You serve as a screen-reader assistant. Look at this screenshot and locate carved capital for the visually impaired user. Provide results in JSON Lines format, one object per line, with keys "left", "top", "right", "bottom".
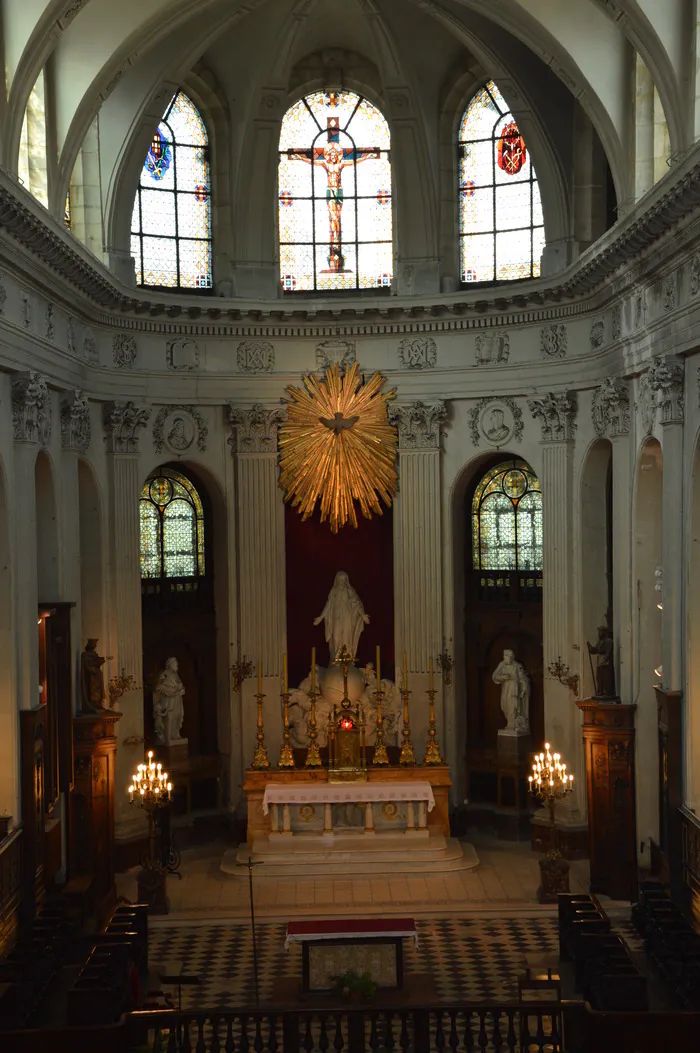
{"left": 103, "top": 401, "right": 150, "bottom": 454}
{"left": 528, "top": 392, "right": 577, "bottom": 442}
{"left": 227, "top": 404, "right": 286, "bottom": 454}
{"left": 60, "top": 390, "right": 91, "bottom": 453}
{"left": 12, "top": 372, "right": 51, "bottom": 445}
{"left": 591, "top": 377, "right": 630, "bottom": 438}
{"left": 388, "top": 401, "right": 447, "bottom": 450}
{"left": 647, "top": 354, "right": 684, "bottom": 424}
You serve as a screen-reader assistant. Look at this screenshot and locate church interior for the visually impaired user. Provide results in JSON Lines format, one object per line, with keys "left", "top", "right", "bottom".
{"left": 2, "top": 1, "right": 700, "bottom": 1050}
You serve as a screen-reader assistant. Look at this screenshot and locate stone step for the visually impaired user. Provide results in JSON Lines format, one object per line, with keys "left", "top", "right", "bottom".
{"left": 221, "top": 837, "right": 479, "bottom": 878}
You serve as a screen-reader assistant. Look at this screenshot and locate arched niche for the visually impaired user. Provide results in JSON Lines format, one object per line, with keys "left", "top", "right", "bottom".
{"left": 580, "top": 438, "right": 613, "bottom": 698}
{"left": 633, "top": 437, "right": 662, "bottom": 861}
{"left": 35, "top": 450, "right": 59, "bottom": 601}
{"left": 0, "top": 457, "right": 18, "bottom": 821}
{"left": 686, "top": 432, "right": 700, "bottom": 812}
{"left": 78, "top": 460, "right": 104, "bottom": 646}
{"left": 139, "top": 461, "right": 231, "bottom": 784}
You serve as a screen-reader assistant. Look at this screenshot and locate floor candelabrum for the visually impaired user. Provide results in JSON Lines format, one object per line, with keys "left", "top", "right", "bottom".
{"left": 529, "top": 743, "right": 575, "bottom": 903}
{"left": 129, "top": 751, "right": 174, "bottom": 912}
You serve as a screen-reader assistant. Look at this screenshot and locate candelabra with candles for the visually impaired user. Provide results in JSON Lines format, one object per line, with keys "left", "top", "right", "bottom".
{"left": 528, "top": 743, "right": 575, "bottom": 902}
{"left": 278, "top": 653, "right": 295, "bottom": 768}
{"left": 305, "top": 647, "right": 322, "bottom": 768}
{"left": 251, "top": 661, "right": 270, "bottom": 770}
{"left": 373, "top": 646, "right": 389, "bottom": 766}
{"left": 128, "top": 751, "right": 173, "bottom": 913}
{"left": 423, "top": 656, "right": 443, "bottom": 765}
{"left": 399, "top": 652, "right": 416, "bottom": 766}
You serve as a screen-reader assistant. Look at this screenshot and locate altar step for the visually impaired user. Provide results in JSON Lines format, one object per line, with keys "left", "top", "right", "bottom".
{"left": 222, "top": 832, "right": 479, "bottom": 878}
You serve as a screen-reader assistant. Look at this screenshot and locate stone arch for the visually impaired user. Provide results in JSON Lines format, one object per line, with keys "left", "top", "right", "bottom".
{"left": 0, "top": 455, "right": 18, "bottom": 823}
{"left": 579, "top": 438, "right": 613, "bottom": 698}
{"left": 632, "top": 436, "right": 662, "bottom": 861}
{"left": 35, "top": 450, "right": 60, "bottom": 601}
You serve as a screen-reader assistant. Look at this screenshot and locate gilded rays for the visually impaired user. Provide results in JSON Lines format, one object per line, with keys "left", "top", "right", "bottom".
{"left": 279, "top": 363, "right": 397, "bottom": 532}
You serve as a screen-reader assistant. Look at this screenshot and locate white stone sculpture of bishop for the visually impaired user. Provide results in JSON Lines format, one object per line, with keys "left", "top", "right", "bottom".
{"left": 314, "top": 570, "right": 370, "bottom": 661}
{"left": 153, "top": 656, "right": 186, "bottom": 744}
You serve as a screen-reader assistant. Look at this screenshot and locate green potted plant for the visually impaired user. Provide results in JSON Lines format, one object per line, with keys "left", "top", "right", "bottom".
{"left": 331, "top": 969, "right": 377, "bottom": 1003}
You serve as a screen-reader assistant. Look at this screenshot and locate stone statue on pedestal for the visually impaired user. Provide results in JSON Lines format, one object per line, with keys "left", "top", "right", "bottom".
{"left": 314, "top": 571, "right": 370, "bottom": 660}
{"left": 80, "top": 639, "right": 106, "bottom": 713}
{"left": 588, "top": 624, "right": 616, "bottom": 699}
{"left": 492, "top": 649, "right": 530, "bottom": 733}
{"left": 153, "top": 657, "right": 185, "bottom": 744}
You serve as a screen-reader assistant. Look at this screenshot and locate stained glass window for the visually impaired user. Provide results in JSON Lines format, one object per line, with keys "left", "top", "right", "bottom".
{"left": 131, "top": 92, "right": 212, "bottom": 290}
{"left": 459, "top": 82, "right": 544, "bottom": 283}
{"left": 472, "top": 460, "right": 542, "bottom": 570}
{"left": 139, "top": 469, "right": 205, "bottom": 578}
{"left": 278, "top": 91, "right": 393, "bottom": 292}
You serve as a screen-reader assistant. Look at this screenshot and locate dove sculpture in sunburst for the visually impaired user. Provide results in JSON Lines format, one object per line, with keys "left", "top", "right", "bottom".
{"left": 279, "top": 362, "right": 398, "bottom": 532}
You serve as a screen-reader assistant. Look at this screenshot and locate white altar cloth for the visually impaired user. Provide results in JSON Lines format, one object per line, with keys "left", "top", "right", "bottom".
{"left": 262, "top": 781, "right": 435, "bottom": 814}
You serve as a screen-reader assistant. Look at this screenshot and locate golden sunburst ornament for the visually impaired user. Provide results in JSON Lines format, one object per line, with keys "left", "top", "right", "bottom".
{"left": 279, "top": 362, "right": 397, "bottom": 532}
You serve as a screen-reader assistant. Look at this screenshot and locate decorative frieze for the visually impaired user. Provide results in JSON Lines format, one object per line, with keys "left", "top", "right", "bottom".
{"left": 113, "top": 333, "right": 136, "bottom": 369}
{"left": 60, "top": 390, "right": 91, "bottom": 453}
{"left": 634, "top": 291, "right": 647, "bottom": 329}
{"left": 227, "top": 404, "right": 285, "bottom": 454}
{"left": 541, "top": 324, "right": 567, "bottom": 359}
{"left": 690, "top": 254, "right": 700, "bottom": 296}
{"left": 67, "top": 317, "right": 76, "bottom": 355}
{"left": 388, "top": 401, "right": 447, "bottom": 450}
{"left": 591, "top": 377, "right": 630, "bottom": 438}
{"left": 22, "top": 293, "right": 31, "bottom": 330}
{"left": 647, "top": 354, "right": 684, "bottom": 424}
{"left": 315, "top": 339, "right": 356, "bottom": 372}
{"left": 103, "top": 401, "right": 150, "bottom": 454}
{"left": 397, "top": 335, "right": 437, "bottom": 370}
{"left": 474, "top": 331, "right": 509, "bottom": 365}
{"left": 663, "top": 273, "right": 677, "bottom": 312}
{"left": 83, "top": 329, "right": 98, "bottom": 364}
{"left": 153, "top": 406, "right": 207, "bottom": 455}
{"left": 45, "top": 303, "right": 55, "bottom": 341}
{"left": 237, "top": 340, "right": 274, "bottom": 374}
{"left": 0, "top": 278, "right": 6, "bottom": 314}
{"left": 12, "top": 372, "right": 51, "bottom": 445}
{"left": 589, "top": 319, "right": 605, "bottom": 349}
{"left": 166, "top": 337, "right": 200, "bottom": 371}
{"left": 468, "top": 396, "right": 523, "bottom": 448}
{"left": 611, "top": 303, "right": 622, "bottom": 341}
{"left": 528, "top": 392, "right": 577, "bottom": 442}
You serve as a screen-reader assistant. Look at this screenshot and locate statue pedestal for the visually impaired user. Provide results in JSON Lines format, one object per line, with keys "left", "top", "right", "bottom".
{"left": 162, "top": 738, "right": 188, "bottom": 765}
{"left": 497, "top": 729, "right": 532, "bottom": 761}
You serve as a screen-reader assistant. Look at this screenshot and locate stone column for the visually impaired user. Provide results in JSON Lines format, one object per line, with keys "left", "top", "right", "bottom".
{"left": 11, "top": 373, "right": 51, "bottom": 712}
{"left": 60, "top": 391, "right": 92, "bottom": 712}
{"left": 227, "top": 405, "right": 286, "bottom": 764}
{"left": 591, "top": 378, "right": 633, "bottom": 700}
{"left": 389, "top": 402, "right": 447, "bottom": 753}
{"left": 103, "top": 402, "right": 150, "bottom": 846}
{"left": 528, "top": 393, "right": 586, "bottom": 827}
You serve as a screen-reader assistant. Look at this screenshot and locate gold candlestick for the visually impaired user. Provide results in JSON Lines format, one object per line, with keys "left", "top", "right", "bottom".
{"left": 278, "top": 691, "right": 295, "bottom": 768}
{"left": 399, "top": 682, "right": 416, "bottom": 766}
{"left": 305, "top": 690, "right": 322, "bottom": 768}
{"left": 373, "top": 679, "right": 389, "bottom": 765}
{"left": 423, "top": 688, "right": 443, "bottom": 765}
{"left": 252, "top": 691, "right": 270, "bottom": 770}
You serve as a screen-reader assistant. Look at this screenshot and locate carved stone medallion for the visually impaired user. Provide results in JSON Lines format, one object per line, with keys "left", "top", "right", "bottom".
{"left": 153, "top": 406, "right": 208, "bottom": 455}
{"left": 166, "top": 337, "right": 200, "bottom": 371}
{"left": 590, "top": 320, "right": 605, "bottom": 349}
{"left": 237, "top": 340, "right": 274, "bottom": 374}
{"left": 469, "top": 397, "right": 523, "bottom": 449}
{"left": 113, "top": 333, "right": 136, "bottom": 369}
{"left": 611, "top": 303, "right": 622, "bottom": 341}
{"left": 541, "top": 324, "right": 567, "bottom": 359}
{"left": 474, "top": 331, "right": 509, "bottom": 366}
{"left": 398, "top": 335, "right": 437, "bottom": 370}
{"left": 315, "top": 339, "right": 356, "bottom": 372}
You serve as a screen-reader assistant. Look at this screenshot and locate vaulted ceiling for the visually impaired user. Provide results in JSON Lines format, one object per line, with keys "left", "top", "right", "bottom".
{"left": 0, "top": 0, "right": 693, "bottom": 244}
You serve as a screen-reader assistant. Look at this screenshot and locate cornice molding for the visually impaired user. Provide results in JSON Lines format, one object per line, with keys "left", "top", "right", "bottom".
{"left": 3, "top": 143, "right": 700, "bottom": 330}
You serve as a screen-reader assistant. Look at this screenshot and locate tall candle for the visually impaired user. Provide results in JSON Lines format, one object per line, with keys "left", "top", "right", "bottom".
{"left": 376, "top": 645, "right": 381, "bottom": 686}
{"left": 257, "top": 661, "right": 262, "bottom": 695}
{"left": 283, "top": 653, "right": 288, "bottom": 694}
{"left": 429, "top": 656, "right": 434, "bottom": 693}
{"left": 311, "top": 647, "right": 316, "bottom": 693}
{"left": 402, "top": 651, "right": 408, "bottom": 689}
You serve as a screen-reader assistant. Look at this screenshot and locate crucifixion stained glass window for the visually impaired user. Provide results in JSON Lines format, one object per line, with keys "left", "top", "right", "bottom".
{"left": 140, "top": 469, "right": 205, "bottom": 579}
{"left": 472, "top": 460, "right": 542, "bottom": 570}
{"left": 278, "top": 91, "right": 393, "bottom": 292}
{"left": 459, "top": 82, "right": 544, "bottom": 283}
{"left": 131, "top": 91, "right": 212, "bottom": 290}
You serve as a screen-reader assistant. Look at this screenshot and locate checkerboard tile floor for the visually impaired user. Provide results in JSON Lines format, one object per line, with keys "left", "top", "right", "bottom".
{"left": 149, "top": 917, "right": 568, "bottom": 1008}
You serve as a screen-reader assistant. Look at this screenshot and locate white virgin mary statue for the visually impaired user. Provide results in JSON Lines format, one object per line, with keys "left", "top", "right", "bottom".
{"left": 314, "top": 571, "right": 370, "bottom": 661}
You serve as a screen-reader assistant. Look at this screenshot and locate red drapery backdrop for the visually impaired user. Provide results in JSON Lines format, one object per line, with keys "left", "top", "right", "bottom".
{"left": 284, "top": 503, "right": 394, "bottom": 686}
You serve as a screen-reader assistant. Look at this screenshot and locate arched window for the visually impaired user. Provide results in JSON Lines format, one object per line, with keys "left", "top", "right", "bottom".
{"left": 18, "top": 71, "right": 48, "bottom": 208}
{"left": 278, "top": 91, "right": 392, "bottom": 292}
{"left": 131, "top": 92, "right": 212, "bottom": 290}
{"left": 140, "top": 469, "right": 205, "bottom": 579}
{"left": 459, "top": 82, "right": 544, "bottom": 284}
{"left": 472, "top": 460, "right": 542, "bottom": 570}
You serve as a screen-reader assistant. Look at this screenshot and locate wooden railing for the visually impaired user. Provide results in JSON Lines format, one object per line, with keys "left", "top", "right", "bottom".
{"left": 125, "top": 1003, "right": 566, "bottom": 1053}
